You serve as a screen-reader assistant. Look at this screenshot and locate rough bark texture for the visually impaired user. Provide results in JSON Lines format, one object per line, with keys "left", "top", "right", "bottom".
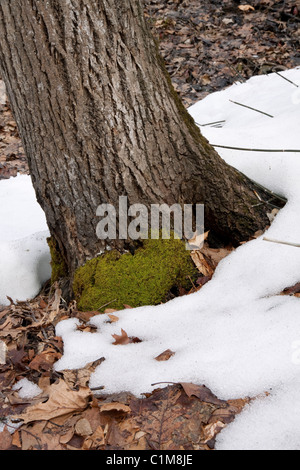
{"left": 0, "top": 0, "right": 270, "bottom": 280}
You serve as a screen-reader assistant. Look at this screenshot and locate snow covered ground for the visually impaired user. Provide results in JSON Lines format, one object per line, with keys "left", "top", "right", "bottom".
{"left": 1, "top": 68, "right": 300, "bottom": 449}
{"left": 0, "top": 175, "right": 50, "bottom": 305}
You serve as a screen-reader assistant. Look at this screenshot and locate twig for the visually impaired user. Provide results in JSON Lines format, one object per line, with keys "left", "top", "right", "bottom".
{"left": 275, "top": 71, "right": 299, "bottom": 88}
{"left": 247, "top": 177, "right": 287, "bottom": 204}
{"left": 263, "top": 237, "right": 300, "bottom": 248}
{"left": 211, "top": 144, "right": 300, "bottom": 153}
{"left": 151, "top": 381, "right": 178, "bottom": 386}
{"left": 97, "top": 299, "right": 117, "bottom": 311}
{"left": 229, "top": 99, "right": 274, "bottom": 118}
{"left": 195, "top": 120, "right": 226, "bottom": 127}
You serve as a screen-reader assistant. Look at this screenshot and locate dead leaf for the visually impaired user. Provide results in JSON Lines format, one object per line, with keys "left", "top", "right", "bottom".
{"left": 191, "top": 243, "right": 232, "bottom": 277}
{"left": 51, "top": 287, "right": 62, "bottom": 314}
{"left": 282, "top": 282, "right": 300, "bottom": 296}
{"left": 28, "top": 348, "right": 61, "bottom": 372}
{"left": 188, "top": 230, "right": 209, "bottom": 250}
{"left": 0, "top": 427, "right": 12, "bottom": 450}
{"left": 180, "top": 383, "right": 226, "bottom": 406}
{"left": 112, "top": 329, "right": 130, "bottom": 345}
{"left": 190, "top": 250, "right": 214, "bottom": 277}
{"left": 12, "top": 379, "right": 92, "bottom": 424}
{"left": 238, "top": 5, "right": 255, "bottom": 12}
{"left": 100, "top": 402, "right": 131, "bottom": 414}
{"left": 82, "top": 426, "right": 105, "bottom": 449}
{"left": 75, "top": 418, "right": 93, "bottom": 437}
{"left": 111, "top": 329, "right": 142, "bottom": 345}
{"left": 155, "top": 349, "right": 175, "bottom": 362}
{"left": 202, "top": 421, "right": 226, "bottom": 445}
{"left": 60, "top": 358, "right": 105, "bottom": 389}
{"left": 107, "top": 313, "right": 119, "bottom": 323}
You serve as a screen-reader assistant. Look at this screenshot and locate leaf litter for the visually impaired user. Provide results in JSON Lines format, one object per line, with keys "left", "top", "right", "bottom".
{"left": 0, "top": 276, "right": 255, "bottom": 450}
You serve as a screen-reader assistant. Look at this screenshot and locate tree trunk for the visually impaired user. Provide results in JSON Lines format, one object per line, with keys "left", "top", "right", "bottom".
{"left": 0, "top": 0, "right": 271, "bottom": 281}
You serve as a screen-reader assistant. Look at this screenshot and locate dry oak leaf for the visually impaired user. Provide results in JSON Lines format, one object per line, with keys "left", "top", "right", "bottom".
{"left": 155, "top": 349, "right": 175, "bottom": 362}
{"left": 12, "top": 379, "right": 91, "bottom": 424}
{"left": 180, "top": 383, "right": 226, "bottom": 406}
{"left": 112, "top": 329, "right": 142, "bottom": 345}
{"left": 112, "top": 329, "right": 130, "bottom": 345}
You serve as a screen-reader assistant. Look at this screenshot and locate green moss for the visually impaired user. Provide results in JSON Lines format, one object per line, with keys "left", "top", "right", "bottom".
{"left": 47, "top": 237, "right": 68, "bottom": 284}
{"left": 73, "top": 237, "right": 197, "bottom": 312}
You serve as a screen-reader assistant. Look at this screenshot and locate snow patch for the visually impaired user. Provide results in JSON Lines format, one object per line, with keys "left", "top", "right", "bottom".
{"left": 0, "top": 174, "right": 50, "bottom": 305}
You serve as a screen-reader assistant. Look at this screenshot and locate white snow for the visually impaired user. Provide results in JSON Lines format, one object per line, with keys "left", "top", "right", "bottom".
{"left": 1, "top": 68, "right": 300, "bottom": 449}
{"left": 12, "top": 378, "right": 42, "bottom": 399}
{"left": 0, "top": 174, "right": 51, "bottom": 305}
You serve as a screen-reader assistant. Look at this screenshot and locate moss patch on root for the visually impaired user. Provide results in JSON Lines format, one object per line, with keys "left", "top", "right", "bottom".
{"left": 73, "top": 238, "right": 197, "bottom": 312}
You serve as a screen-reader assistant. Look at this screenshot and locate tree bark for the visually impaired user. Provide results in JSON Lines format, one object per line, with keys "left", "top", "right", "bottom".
{"left": 0, "top": 0, "right": 271, "bottom": 280}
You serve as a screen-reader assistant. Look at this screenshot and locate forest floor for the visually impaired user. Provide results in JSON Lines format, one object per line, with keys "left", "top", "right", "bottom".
{"left": 0, "top": 0, "right": 300, "bottom": 451}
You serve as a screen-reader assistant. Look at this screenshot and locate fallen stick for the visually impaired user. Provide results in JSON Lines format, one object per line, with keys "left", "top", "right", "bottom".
{"left": 211, "top": 144, "right": 300, "bottom": 153}
{"left": 263, "top": 237, "right": 300, "bottom": 248}
{"left": 275, "top": 71, "right": 299, "bottom": 88}
{"left": 229, "top": 99, "right": 274, "bottom": 118}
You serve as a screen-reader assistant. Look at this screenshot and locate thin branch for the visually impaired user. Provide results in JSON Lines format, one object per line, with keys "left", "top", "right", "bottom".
{"left": 247, "top": 177, "right": 287, "bottom": 204}
{"left": 195, "top": 120, "right": 226, "bottom": 127}
{"left": 229, "top": 99, "right": 274, "bottom": 118}
{"left": 263, "top": 237, "right": 300, "bottom": 248}
{"left": 96, "top": 299, "right": 117, "bottom": 311}
{"left": 211, "top": 144, "right": 300, "bottom": 153}
{"left": 275, "top": 71, "right": 299, "bottom": 88}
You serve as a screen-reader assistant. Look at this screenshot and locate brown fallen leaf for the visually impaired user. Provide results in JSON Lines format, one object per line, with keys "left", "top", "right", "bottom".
{"left": 191, "top": 244, "right": 232, "bottom": 277}
{"left": 188, "top": 230, "right": 209, "bottom": 250}
{"left": 50, "top": 286, "right": 62, "bottom": 314}
{"left": 100, "top": 402, "right": 131, "bottom": 414}
{"left": 61, "top": 358, "right": 105, "bottom": 389}
{"left": 180, "top": 383, "right": 226, "bottom": 406}
{"left": 112, "top": 329, "right": 130, "bottom": 345}
{"left": 238, "top": 5, "right": 255, "bottom": 12}
{"left": 0, "top": 426, "right": 12, "bottom": 450}
{"left": 107, "top": 313, "right": 119, "bottom": 323}
{"left": 282, "top": 282, "right": 300, "bottom": 296}
{"left": 112, "top": 329, "right": 142, "bottom": 345}
{"left": 75, "top": 418, "right": 93, "bottom": 437}
{"left": 12, "top": 379, "right": 92, "bottom": 424}
{"left": 202, "top": 421, "right": 226, "bottom": 445}
{"left": 82, "top": 426, "right": 105, "bottom": 450}
{"left": 155, "top": 349, "right": 175, "bottom": 362}
{"left": 190, "top": 250, "right": 214, "bottom": 277}
{"left": 28, "top": 348, "right": 61, "bottom": 372}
